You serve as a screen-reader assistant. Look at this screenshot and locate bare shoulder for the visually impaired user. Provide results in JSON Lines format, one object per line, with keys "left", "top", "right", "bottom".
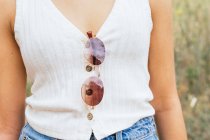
{"left": 149, "top": 0, "right": 173, "bottom": 20}
{"left": 147, "top": 0, "right": 174, "bottom": 40}
{"left": 149, "top": 0, "right": 173, "bottom": 10}
{"left": 0, "top": 0, "right": 16, "bottom": 34}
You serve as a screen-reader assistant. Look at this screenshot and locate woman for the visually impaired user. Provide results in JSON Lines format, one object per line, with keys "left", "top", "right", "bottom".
{"left": 0, "top": 0, "right": 188, "bottom": 139}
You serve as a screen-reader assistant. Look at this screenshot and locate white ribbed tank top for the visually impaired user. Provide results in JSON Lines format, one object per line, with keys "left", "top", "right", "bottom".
{"left": 14, "top": 0, "right": 155, "bottom": 139}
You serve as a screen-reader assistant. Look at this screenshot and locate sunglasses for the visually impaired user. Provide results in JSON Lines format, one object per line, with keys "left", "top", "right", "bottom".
{"left": 81, "top": 31, "right": 105, "bottom": 119}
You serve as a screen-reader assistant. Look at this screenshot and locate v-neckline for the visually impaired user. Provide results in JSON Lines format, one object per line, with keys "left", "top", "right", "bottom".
{"left": 47, "top": 0, "right": 118, "bottom": 41}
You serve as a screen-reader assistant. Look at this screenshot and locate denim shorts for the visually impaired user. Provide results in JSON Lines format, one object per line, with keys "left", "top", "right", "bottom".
{"left": 18, "top": 115, "right": 159, "bottom": 140}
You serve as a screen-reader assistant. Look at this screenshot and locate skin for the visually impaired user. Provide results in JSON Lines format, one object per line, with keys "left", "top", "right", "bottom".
{"left": 0, "top": 0, "right": 187, "bottom": 139}
{"left": 149, "top": 0, "right": 188, "bottom": 139}
{"left": 0, "top": 0, "right": 26, "bottom": 139}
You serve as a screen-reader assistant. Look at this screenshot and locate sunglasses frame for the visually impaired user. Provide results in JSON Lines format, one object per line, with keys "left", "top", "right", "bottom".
{"left": 81, "top": 31, "right": 105, "bottom": 109}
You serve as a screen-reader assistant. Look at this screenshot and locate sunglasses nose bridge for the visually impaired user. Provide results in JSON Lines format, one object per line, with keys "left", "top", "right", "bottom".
{"left": 94, "top": 65, "right": 100, "bottom": 77}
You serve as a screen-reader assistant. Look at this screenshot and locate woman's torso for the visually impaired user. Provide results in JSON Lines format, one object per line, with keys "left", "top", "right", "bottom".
{"left": 14, "top": 0, "right": 155, "bottom": 139}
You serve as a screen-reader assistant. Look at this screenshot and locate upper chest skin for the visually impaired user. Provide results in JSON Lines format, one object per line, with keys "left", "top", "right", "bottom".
{"left": 11, "top": 0, "right": 116, "bottom": 37}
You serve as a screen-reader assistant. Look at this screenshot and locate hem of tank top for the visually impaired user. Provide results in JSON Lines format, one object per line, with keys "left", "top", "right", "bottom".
{"left": 91, "top": 112, "right": 156, "bottom": 140}
{"left": 24, "top": 111, "right": 155, "bottom": 140}
{"left": 25, "top": 119, "right": 93, "bottom": 140}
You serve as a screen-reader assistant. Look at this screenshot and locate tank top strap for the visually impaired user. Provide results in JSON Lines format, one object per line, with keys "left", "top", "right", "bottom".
{"left": 14, "top": 0, "right": 24, "bottom": 47}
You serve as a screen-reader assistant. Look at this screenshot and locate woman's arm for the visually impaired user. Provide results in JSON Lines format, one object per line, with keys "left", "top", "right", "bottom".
{"left": 0, "top": 0, "right": 26, "bottom": 139}
{"left": 148, "top": 0, "right": 188, "bottom": 139}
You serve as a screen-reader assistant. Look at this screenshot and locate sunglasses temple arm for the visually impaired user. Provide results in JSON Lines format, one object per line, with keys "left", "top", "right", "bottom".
{"left": 94, "top": 65, "right": 100, "bottom": 78}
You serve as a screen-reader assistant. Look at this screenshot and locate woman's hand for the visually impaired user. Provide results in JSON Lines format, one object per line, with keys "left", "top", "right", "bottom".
{"left": 148, "top": 0, "right": 188, "bottom": 139}
{"left": 0, "top": 0, "right": 26, "bottom": 139}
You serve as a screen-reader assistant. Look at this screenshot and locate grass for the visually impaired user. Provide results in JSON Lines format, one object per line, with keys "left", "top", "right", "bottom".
{"left": 173, "top": 0, "right": 210, "bottom": 139}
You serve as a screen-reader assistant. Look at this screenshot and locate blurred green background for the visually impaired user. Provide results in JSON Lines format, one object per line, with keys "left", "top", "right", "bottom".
{"left": 173, "top": 0, "right": 210, "bottom": 139}
{"left": 25, "top": 0, "right": 210, "bottom": 139}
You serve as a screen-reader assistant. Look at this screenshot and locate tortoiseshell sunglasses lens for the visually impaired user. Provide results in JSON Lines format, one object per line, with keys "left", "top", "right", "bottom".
{"left": 81, "top": 76, "right": 104, "bottom": 106}
{"left": 84, "top": 37, "right": 105, "bottom": 65}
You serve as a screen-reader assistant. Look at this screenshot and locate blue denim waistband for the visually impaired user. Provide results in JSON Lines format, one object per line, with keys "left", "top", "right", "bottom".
{"left": 100, "top": 115, "right": 159, "bottom": 140}
{"left": 19, "top": 115, "right": 159, "bottom": 140}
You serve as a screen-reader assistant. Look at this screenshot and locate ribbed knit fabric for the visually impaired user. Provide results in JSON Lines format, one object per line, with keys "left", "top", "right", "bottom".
{"left": 14, "top": 0, "right": 155, "bottom": 139}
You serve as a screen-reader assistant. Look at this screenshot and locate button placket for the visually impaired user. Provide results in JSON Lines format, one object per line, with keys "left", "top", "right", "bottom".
{"left": 81, "top": 32, "right": 104, "bottom": 129}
